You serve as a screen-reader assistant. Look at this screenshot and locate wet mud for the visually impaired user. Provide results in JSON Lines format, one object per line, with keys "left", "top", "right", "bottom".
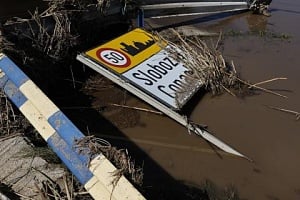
{"left": 1, "top": 0, "right": 300, "bottom": 199}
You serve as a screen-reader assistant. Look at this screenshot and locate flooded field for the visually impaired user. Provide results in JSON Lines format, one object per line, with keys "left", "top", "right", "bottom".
{"left": 1, "top": 0, "right": 300, "bottom": 199}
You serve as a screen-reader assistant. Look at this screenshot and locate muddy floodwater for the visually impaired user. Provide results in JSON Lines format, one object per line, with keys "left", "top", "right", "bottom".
{"left": 1, "top": 0, "right": 300, "bottom": 199}
{"left": 137, "top": 1, "right": 300, "bottom": 199}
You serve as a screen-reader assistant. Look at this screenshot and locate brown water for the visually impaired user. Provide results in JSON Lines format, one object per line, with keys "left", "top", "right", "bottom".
{"left": 123, "top": 1, "right": 300, "bottom": 199}
{"left": 1, "top": 0, "right": 300, "bottom": 199}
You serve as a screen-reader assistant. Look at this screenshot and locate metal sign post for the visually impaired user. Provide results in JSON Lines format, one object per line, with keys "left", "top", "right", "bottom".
{"left": 139, "top": 1, "right": 249, "bottom": 18}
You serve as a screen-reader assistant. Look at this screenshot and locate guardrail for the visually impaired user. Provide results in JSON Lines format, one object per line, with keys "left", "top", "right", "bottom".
{"left": 0, "top": 53, "right": 145, "bottom": 200}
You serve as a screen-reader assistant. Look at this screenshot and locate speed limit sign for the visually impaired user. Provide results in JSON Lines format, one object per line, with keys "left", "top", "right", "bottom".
{"left": 96, "top": 48, "right": 131, "bottom": 68}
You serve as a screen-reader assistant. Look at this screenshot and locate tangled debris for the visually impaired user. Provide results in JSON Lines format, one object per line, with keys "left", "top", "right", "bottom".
{"left": 0, "top": 90, "right": 27, "bottom": 137}
{"left": 37, "top": 172, "right": 93, "bottom": 200}
{"left": 1, "top": 0, "right": 131, "bottom": 64}
{"left": 26, "top": 9, "right": 77, "bottom": 61}
{"left": 155, "top": 28, "right": 287, "bottom": 100}
{"left": 156, "top": 29, "right": 244, "bottom": 98}
{"left": 0, "top": 32, "right": 14, "bottom": 54}
{"left": 74, "top": 136, "right": 143, "bottom": 187}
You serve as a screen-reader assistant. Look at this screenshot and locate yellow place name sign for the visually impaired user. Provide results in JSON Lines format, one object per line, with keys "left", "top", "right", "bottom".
{"left": 85, "top": 28, "right": 166, "bottom": 74}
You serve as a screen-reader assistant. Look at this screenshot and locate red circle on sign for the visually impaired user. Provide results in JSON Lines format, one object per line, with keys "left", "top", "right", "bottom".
{"left": 96, "top": 48, "right": 131, "bottom": 68}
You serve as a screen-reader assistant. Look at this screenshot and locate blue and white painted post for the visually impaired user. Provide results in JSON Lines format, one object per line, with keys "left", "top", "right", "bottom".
{"left": 0, "top": 53, "right": 145, "bottom": 200}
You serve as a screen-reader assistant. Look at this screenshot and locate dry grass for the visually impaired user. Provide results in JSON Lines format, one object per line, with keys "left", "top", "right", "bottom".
{"left": 74, "top": 136, "right": 143, "bottom": 187}
{"left": 155, "top": 28, "right": 241, "bottom": 98}
{"left": 43, "top": 0, "right": 113, "bottom": 13}
{"left": 154, "top": 28, "right": 287, "bottom": 99}
{"left": 0, "top": 34, "right": 15, "bottom": 54}
{"left": 1, "top": 0, "right": 123, "bottom": 62}
{"left": 34, "top": 170, "right": 93, "bottom": 200}
{"left": 0, "top": 91, "right": 23, "bottom": 137}
{"left": 23, "top": 9, "right": 77, "bottom": 61}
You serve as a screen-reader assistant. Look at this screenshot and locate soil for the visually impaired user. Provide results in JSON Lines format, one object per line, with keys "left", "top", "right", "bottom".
{"left": 1, "top": 0, "right": 300, "bottom": 200}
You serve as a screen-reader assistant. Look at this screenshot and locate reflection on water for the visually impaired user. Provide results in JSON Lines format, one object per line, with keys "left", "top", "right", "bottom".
{"left": 246, "top": 14, "right": 268, "bottom": 32}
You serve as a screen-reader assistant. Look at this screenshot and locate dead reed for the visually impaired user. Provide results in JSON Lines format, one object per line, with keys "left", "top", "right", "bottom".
{"left": 267, "top": 105, "right": 300, "bottom": 120}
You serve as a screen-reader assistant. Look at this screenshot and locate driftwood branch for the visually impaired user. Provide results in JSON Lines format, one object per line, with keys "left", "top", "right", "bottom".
{"left": 224, "top": 72, "right": 288, "bottom": 98}
{"left": 250, "top": 77, "right": 287, "bottom": 87}
{"left": 267, "top": 106, "right": 300, "bottom": 120}
{"left": 109, "top": 103, "right": 163, "bottom": 115}
{"left": 63, "top": 175, "right": 72, "bottom": 200}
{"left": 221, "top": 84, "right": 236, "bottom": 97}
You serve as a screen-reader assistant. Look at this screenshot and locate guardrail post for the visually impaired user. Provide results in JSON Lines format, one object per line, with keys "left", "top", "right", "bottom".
{"left": 137, "top": 8, "right": 145, "bottom": 28}
{"left": 0, "top": 53, "right": 146, "bottom": 200}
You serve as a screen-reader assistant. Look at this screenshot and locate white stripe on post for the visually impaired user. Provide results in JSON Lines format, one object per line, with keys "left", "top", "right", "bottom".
{"left": 84, "top": 176, "right": 115, "bottom": 200}
{"left": 19, "top": 100, "right": 56, "bottom": 140}
{"left": 89, "top": 155, "right": 146, "bottom": 200}
{"left": 20, "top": 80, "right": 59, "bottom": 119}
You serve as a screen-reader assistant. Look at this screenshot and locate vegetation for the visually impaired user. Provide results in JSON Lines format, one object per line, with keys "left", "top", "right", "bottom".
{"left": 225, "top": 29, "right": 292, "bottom": 41}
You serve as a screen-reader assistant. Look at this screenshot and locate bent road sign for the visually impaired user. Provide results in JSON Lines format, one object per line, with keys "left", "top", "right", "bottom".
{"left": 84, "top": 28, "right": 201, "bottom": 110}
{"left": 78, "top": 28, "right": 250, "bottom": 161}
